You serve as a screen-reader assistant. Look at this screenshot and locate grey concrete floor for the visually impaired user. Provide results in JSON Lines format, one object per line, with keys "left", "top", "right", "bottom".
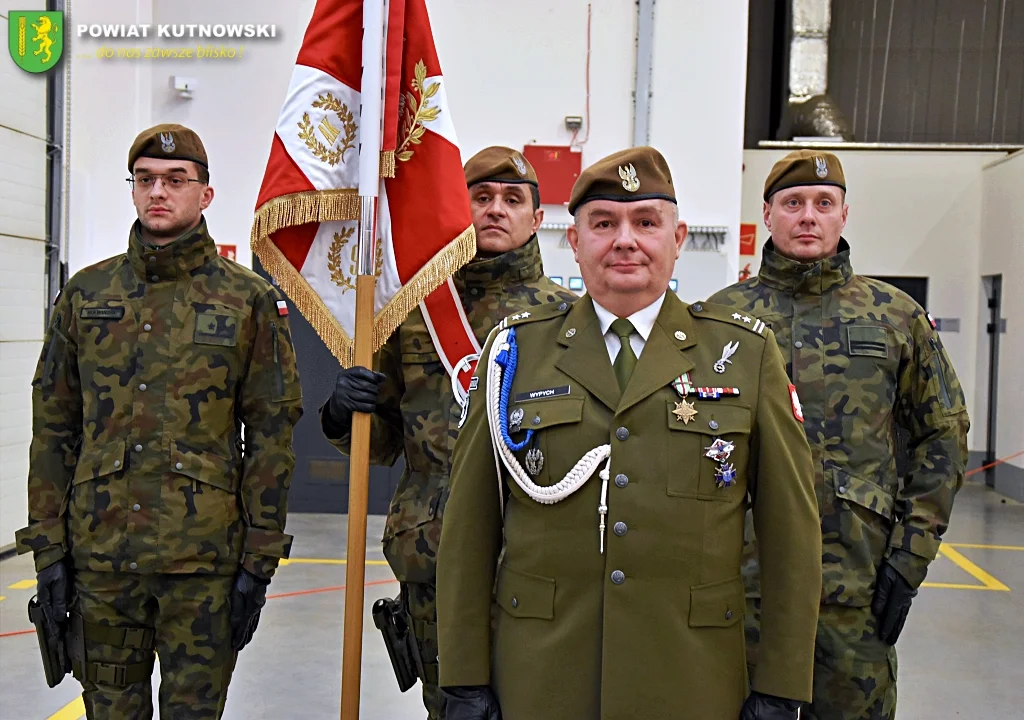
{"left": 1, "top": 482, "right": 1022, "bottom": 719}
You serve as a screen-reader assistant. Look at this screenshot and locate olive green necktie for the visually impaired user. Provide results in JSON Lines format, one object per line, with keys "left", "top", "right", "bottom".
{"left": 610, "top": 318, "right": 638, "bottom": 391}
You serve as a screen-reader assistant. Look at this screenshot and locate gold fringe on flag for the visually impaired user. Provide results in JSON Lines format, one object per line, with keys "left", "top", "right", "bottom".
{"left": 380, "top": 151, "right": 396, "bottom": 179}
{"left": 251, "top": 188, "right": 361, "bottom": 245}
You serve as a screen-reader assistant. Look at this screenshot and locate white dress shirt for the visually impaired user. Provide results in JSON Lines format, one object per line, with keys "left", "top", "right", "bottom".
{"left": 592, "top": 292, "right": 667, "bottom": 363}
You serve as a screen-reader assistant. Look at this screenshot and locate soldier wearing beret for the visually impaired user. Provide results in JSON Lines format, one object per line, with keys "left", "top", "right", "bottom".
{"left": 709, "top": 149, "right": 970, "bottom": 719}
{"left": 436, "top": 146, "right": 823, "bottom": 720}
{"left": 321, "top": 146, "right": 575, "bottom": 718}
{"left": 17, "top": 123, "right": 303, "bottom": 719}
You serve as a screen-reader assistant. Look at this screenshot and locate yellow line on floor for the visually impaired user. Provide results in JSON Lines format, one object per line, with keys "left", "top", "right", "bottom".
{"left": 920, "top": 582, "right": 1004, "bottom": 591}
{"left": 278, "top": 558, "right": 390, "bottom": 567}
{"left": 946, "top": 543, "right": 1024, "bottom": 551}
{"left": 0, "top": 595, "right": 5, "bottom": 602}
{"left": 46, "top": 696, "right": 84, "bottom": 720}
{"left": 938, "top": 545, "right": 1011, "bottom": 591}
{"left": 7, "top": 579, "right": 34, "bottom": 590}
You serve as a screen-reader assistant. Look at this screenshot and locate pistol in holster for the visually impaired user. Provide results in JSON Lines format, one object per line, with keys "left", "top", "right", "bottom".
{"left": 28, "top": 596, "right": 72, "bottom": 688}
{"left": 372, "top": 594, "right": 425, "bottom": 693}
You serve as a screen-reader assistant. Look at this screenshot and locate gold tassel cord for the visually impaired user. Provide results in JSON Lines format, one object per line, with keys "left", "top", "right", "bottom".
{"left": 379, "top": 151, "right": 396, "bottom": 179}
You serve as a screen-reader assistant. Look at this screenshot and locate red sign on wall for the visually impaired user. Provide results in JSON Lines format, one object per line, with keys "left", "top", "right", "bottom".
{"left": 217, "top": 244, "right": 237, "bottom": 262}
{"left": 739, "top": 224, "right": 757, "bottom": 256}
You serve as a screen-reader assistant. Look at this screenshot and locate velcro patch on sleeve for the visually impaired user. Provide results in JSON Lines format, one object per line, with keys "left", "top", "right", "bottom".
{"left": 789, "top": 384, "right": 804, "bottom": 423}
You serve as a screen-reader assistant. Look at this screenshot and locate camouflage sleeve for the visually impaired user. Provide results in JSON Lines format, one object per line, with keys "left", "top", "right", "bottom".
{"left": 238, "top": 287, "right": 304, "bottom": 580}
{"left": 15, "top": 291, "right": 82, "bottom": 571}
{"left": 888, "top": 315, "right": 970, "bottom": 588}
{"left": 320, "top": 329, "right": 405, "bottom": 467}
{"left": 747, "top": 330, "right": 821, "bottom": 703}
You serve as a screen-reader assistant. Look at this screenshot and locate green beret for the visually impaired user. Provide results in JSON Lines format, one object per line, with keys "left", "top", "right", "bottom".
{"left": 464, "top": 146, "right": 537, "bottom": 187}
{"left": 763, "top": 149, "right": 845, "bottom": 200}
{"left": 568, "top": 146, "right": 675, "bottom": 215}
{"left": 128, "top": 123, "right": 208, "bottom": 174}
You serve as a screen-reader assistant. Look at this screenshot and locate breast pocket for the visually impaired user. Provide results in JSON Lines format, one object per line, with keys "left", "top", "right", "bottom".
{"left": 504, "top": 396, "right": 585, "bottom": 501}
{"left": 842, "top": 323, "right": 898, "bottom": 410}
{"left": 77, "top": 300, "right": 137, "bottom": 358}
{"left": 665, "top": 403, "right": 751, "bottom": 501}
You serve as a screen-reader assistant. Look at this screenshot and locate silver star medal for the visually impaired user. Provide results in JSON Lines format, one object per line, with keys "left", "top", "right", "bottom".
{"left": 714, "top": 340, "right": 739, "bottom": 374}
{"left": 509, "top": 407, "right": 524, "bottom": 433}
{"left": 525, "top": 448, "right": 544, "bottom": 476}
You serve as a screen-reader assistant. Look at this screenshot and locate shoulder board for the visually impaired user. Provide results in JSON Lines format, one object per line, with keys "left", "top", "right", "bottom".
{"left": 503, "top": 298, "right": 575, "bottom": 328}
{"left": 689, "top": 300, "right": 771, "bottom": 338}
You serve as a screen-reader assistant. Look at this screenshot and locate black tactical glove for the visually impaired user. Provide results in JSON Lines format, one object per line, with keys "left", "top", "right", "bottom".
{"left": 871, "top": 558, "right": 917, "bottom": 645}
{"left": 36, "top": 560, "right": 70, "bottom": 640}
{"left": 323, "top": 366, "right": 386, "bottom": 437}
{"left": 443, "top": 685, "right": 501, "bottom": 720}
{"left": 229, "top": 568, "right": 270, "bottom": 651}
{"left": 739, "top": 691, "right": 802, "bottom": 719}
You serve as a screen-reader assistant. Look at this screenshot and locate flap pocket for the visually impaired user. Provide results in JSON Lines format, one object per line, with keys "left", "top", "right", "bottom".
{"left": 689, "top": 575, "right": 745, "bottom": 628}
{"left": 496, "top": 564, "right": 555, "bottom": 620}
{"left": 73, "top": 440, "right": 127, "bottom": 485}
{"left": 510, "top": 396, "right": 584, "bottom": 430}
{"left": 848, "top": 325, "right": 889, "bottom": 358}
{"left": 668, "top": 403, "right": 751, "bottom": 435}
{"left": 835, "top": 469, "right": 895, "bottom": 521}
{"left": 194, "top": 309, "right": 239, "bottom": 347}
{"left": 170, "top": 443, "right": 237, "bottom": 492}
{"left": 400, "top": 350, "right": 441, "bottom": 364}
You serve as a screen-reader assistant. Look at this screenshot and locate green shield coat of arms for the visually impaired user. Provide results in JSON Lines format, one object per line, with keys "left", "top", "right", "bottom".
{"left": 9, "top": 11, "right": 64, "bottom": 73}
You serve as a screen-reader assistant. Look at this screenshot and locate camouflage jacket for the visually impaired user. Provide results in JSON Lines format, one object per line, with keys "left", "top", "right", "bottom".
{"left": 15, "top": 220, "right": 303, "bottom": 580}
{"left": 709, "top": 239, "right": 969, "bottom": 606}
{"left": 324, "top": 236, "right": 576, "bottom": 542}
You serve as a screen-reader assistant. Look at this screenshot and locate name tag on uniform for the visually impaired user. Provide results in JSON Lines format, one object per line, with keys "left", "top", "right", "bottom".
{"left": 514, "top": 385, "right": 570, "bottom": 403}
{"left": 80, "top": 306, "right": 125, "bottom": 320}
{"left": 194, "top": 312, "right": 238, "bottom": 346}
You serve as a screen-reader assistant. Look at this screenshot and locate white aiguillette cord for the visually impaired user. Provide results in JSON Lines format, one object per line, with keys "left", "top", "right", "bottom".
{"left": 485, "top": 324, "right": 613, "bottom": 552}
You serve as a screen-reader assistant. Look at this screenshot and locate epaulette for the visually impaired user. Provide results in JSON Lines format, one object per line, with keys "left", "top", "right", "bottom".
{"left": 688, "top": 300, "right": 770, "bottom": 338}
{"left": 503, "top": 298, "right": 576, "bottom": 328}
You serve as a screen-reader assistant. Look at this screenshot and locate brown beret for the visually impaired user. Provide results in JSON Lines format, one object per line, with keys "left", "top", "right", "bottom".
{"left": 568, "top": 146, "right": 675, "bottom": 215}
{"left": 128, "top": 123, "right": 208, "bottom": 173}
{"left": 763, "top": 149, "right": 846, "bottom": 200}
{"left": 464, "top": 146, "right": 537, "bottom": 187}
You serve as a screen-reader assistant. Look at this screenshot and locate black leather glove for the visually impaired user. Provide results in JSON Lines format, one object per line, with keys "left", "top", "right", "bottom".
{"left": 443, "top": 685, "right": 501, "bottom": 720}
{"left": 739, "top": 691, "right": 802, "bottom": 719}
{"left": 36, "top": 560, "right": 70, "bottom": 640}
{"left": 229, "top": 568, "right": 270, "bottom": 651}
{"left": 871, "top": 559, "right": 917, "bottom": 645}
{"left": 324, "top": 366, "right": 386, "bottom": 436}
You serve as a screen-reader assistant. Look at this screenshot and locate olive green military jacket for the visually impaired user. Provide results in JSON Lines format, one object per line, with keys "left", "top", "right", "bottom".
{"left": 323, "top": 237, "right": 575, "bottom": 545}
{"left": 15, "top": 220, "right": 303, "bottom": 580}
{"left": 709, "top": 240, "right": 969, "bottom": 605}
{"left": 437, "top": 293, "right": 822, "bottom": 719}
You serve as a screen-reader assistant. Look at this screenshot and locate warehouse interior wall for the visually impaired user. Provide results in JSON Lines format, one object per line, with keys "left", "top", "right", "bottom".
{"left": 0, "top": 1, "right": 49, "bottom": 548}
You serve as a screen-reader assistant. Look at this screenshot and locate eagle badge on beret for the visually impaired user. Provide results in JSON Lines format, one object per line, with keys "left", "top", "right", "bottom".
{"left": 814, "top": 156, "right": 828, "bottom": 179}
{"left": 160, "top": 132, "right": 176, "bottom": 153}
{"left": 511, "top": 153, "right": 528, "bottom": 176}
{"left": 618, "top": 163, "right": 640, "bottom": 192}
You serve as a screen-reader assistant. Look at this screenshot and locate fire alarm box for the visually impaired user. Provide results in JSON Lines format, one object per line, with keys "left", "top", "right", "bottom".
{"left": 522, "top": 145, "right": 581, "bottom": 206}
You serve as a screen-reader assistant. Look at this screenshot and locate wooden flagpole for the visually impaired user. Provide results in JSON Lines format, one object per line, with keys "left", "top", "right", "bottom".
{"left": 342, "top": 0, "right": 386, "bottom": 718}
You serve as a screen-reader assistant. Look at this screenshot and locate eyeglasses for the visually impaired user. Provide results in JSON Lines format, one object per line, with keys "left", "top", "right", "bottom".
{"left": 126, "top": 174, "right": 205, "bottom": 191}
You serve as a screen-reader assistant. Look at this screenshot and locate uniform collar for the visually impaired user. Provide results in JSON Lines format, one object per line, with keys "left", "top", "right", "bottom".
{"left": 455, "top": 234, "right": 545, "bottom": 290}
{"left": 592, "top": 292, "right": 666, "bottom": 342}
{"left": 757, "top": 238, "right": 855, "bottom": 295}
{"left": 128, "top": 217, "right": 218, "bottom": 282}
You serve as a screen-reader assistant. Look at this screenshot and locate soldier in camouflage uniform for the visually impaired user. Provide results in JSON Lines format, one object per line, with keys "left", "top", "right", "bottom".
{"left": 321, "top": 147, "right": 576, "bottom": 719}
{"left": 16, "top": 124, "right": 303, "bottom": 719}
{"left": 709, "top": 150, "right": 970, "bottom": 720}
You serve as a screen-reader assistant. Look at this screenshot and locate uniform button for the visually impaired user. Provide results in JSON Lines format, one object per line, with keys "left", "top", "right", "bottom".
{"left": 794, "top": 341, "right": 804, "bottom": 349}
{"left": 134, "top": 444, "right": 143, "bottom": 452}
{"left": 175, "top": 462, "right": 184, "bottom": 470}
{"left": 133, "top": 503, "right": 141, "bottom": 511}
{"left": 692, "top": 302, "right": 704, "bottom": 312}
{"left": 611, "top": 570, "right": 625, "bottom": 585}
{"left": 129, "top": 562, "right": 138, "bottom": 570}
{"left": 725, "top": 610, "right": 734, "bottom": 620}
{"left": 709, "top": 420, "right": 719, "bottom": 431}
{"left": 147, "top": 256, "right": 156, "bottom": 263}
{"left": 113, "top": 459, "right": 121, "bottom": 469}
{"left": 558, "top": 302, "right": 568, "bottom": 312}
{"left": 532, "top": 416, "right": 541, "bottom": 425}
{"left": 614, "top": 474, "right": 628, "bottom": 488}
{"left": 613, "top": 522, "right": 627, "bottom": 536}
{"left": 511, "top": 597, "right": 518, "bottom": 609}
{"left": 150, "top": 275, "right": 159, "bottom": 282}
{"left": 838, "top": 485, "right": 846, "bottom": 494}
{"left": 615, "top": 427, "right": 629, "bottom": 441}
{"left": 143, "top": 323, "right": 152, "bottom": 332}
{"left": 139, "top": 383, "right": 147, "bottom": 391}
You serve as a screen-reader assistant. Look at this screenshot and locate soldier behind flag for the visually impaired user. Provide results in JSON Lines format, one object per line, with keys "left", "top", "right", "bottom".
{"left": 321, "top": 147, "right": 576, "bottom": 718}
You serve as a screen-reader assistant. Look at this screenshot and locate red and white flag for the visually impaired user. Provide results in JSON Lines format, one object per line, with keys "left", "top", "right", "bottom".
{"left": 251, "top": 0, "right": 479, "bottom": 384}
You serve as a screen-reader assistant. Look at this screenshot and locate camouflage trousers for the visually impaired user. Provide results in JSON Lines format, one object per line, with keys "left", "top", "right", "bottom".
{"left": 746, "top": 598, "right": 897, "bottom": 719}
{"left": 383, "top": 516, "right": 445, "bottom": 720}
{"left": 73, "top": 571, "right": 237, "bottom": 720}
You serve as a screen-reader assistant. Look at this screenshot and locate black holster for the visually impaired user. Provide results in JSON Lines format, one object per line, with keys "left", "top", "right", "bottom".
{"left": 28, "top": 596, "right": 71, "bottom": 688}
{"left": 372, "top": 593, "right": 425, "bottom": 693}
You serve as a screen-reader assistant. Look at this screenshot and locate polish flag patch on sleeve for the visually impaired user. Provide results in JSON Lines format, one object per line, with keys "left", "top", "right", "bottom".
{"left": 276, "top": 299, "right": 289, "bottom": 317}
{"left": 789, "top": 383, "right": 804, "bottom": 423}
